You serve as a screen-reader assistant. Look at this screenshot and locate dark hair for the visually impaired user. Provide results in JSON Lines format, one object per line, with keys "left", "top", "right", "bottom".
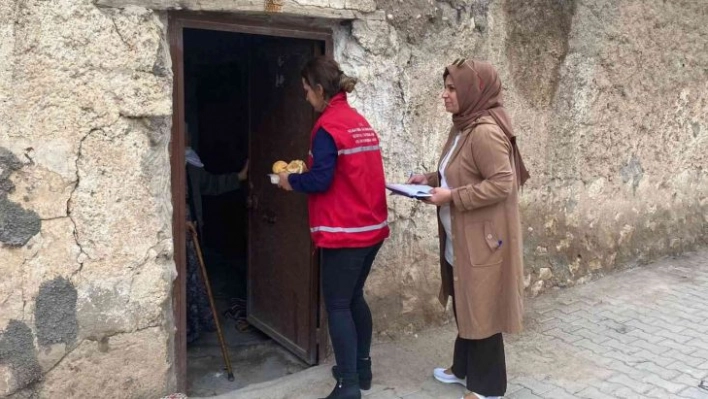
{"left": 301, "top": 56, "right": 358, "bottom": 100}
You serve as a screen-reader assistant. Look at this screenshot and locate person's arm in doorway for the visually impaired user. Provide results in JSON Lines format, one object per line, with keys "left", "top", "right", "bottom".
{"left": 280, "top": 128, "right": 337, "bottom": 193}
{"left": 198, "top": 160, "right": 249, "bottom": 195}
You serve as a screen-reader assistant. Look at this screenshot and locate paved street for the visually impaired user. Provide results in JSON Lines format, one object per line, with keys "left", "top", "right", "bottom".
{"left": 502, "top": 250, "right": 708, "bottom": 399}
{"left": 208, "top": 251, "right": 708, "bottom": 399}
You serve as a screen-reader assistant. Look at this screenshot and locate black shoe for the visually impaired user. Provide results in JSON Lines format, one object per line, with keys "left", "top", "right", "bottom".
{"left": 356, "top": 358, "right": 372, "bottom": 390}
{"left": 331, "top": 358, "right": 372, "bottom": 390}
{"left": 320, "top": 373, "right": 361, "bottom": 399}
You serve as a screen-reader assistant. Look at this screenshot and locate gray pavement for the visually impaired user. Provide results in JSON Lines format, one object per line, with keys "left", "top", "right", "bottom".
{"left": 200, "top": 251, "right": 708, "bottom": 399}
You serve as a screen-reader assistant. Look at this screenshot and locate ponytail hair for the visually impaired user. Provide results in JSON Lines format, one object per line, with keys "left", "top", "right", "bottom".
{"left": 301, "top": 56, "right": 358, "bottom": 99}
{"left": 339, "top": 73, "right": 358, "bottom": 93}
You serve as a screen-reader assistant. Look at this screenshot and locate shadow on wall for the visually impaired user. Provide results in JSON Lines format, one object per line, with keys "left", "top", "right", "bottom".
{"left": 0, "top": 150, "right": 77, "bottom": 395}
{"left": 0, "top": 277, "right": 78, "bottom": 396}
{"left": 0, "top": 320, "right": 42, "bottom": 394}
{"left": 504, "top": 0, "right": 577, "bottom": 108}
{"left": 0, "top": 147, "right": 41, "bottom": 246}
{"left": 0, "top": 277, "right": 78, "bottom": 395}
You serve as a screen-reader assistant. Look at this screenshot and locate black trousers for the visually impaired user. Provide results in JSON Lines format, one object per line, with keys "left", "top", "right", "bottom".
{"left": 450, "top": 284, "right": 507, "bottom": 397}
{"left": 321, "top": 242, "right": 383, "bottom": 375}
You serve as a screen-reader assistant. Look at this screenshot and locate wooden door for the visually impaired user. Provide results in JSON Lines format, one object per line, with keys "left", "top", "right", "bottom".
{"left": 247, "top": 35, "right": 321, "bottom": 364}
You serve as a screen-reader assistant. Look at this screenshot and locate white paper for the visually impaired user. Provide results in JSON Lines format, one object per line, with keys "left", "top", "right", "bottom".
{"left": 385, "top": 183, "right": 434, "bottom": 198}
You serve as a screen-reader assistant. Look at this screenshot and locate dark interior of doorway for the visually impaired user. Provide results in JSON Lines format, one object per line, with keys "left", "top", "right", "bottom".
{"left": 183, "top": 28, "right": 310, "bottom": 396}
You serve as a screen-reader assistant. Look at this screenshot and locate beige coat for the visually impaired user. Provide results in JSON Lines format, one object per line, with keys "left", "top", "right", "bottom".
{"left": 426, "top": 116, "right": 524, "bottom": 339}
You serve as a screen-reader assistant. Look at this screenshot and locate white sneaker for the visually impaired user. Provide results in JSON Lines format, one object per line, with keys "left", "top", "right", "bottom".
{"left": 460, "top": 394, "right": 501, "bottom": 399}
{"left": 433, "top": 367, "right": 465, "bottom": 386}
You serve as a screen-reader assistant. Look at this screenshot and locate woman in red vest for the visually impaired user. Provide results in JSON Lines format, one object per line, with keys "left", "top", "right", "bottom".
{"left": 277, "top": 56, "right": 389, "bottom": 399}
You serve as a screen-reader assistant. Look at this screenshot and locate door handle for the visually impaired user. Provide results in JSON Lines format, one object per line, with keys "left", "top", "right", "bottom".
{"left": 262, "top": 210, "right": 277, "bottom": 224}
{"left": 247, "top": 194, "right": 259, "bottom": 210}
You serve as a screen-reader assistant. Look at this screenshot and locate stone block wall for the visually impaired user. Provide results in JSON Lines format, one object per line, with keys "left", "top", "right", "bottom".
{"left": 1, "top": 2, "right": 174, "bottom": 397}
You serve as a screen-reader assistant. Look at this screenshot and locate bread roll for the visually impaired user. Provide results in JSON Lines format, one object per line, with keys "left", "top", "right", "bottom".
{"left": 272, "top": 160, "right": 288, "bottom": 174}
{"left": 286, "top": 160, "right": 307, "bottom": 174}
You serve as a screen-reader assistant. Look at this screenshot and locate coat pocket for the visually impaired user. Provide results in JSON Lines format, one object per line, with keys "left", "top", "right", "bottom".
{"left": 464, "top": 221, "right": 503, "bottom": 267}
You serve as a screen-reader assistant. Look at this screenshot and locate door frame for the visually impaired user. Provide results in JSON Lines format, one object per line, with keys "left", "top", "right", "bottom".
{"left": 168, "top": 12, "right": 333, "bottom": 392}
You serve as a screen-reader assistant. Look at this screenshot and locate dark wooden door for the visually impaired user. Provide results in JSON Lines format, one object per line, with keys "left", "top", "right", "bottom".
{"left": 248, "top": 36, "right": 321, "bottom": 364}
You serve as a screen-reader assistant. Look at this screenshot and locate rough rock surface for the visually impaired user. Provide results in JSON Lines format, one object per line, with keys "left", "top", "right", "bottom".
{"left": 1, "top": 1, "right": 174, "bottom": 397}
{"left": 0, "top": 0, "right": 706, "bottom": 397}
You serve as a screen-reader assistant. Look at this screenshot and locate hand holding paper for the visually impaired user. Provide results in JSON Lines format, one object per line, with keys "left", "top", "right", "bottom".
{"left": 425, "top": 187, "right": 452, "bottom": 206}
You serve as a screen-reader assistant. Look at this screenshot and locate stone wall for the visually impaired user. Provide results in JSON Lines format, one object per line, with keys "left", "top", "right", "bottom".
{"left": 1, "top": 0, "right": 706, "bottom": 397}
{"left": 1, "top": 1, "right": 174, "bottom": 397}
{"left": 336, "top": 0, "right": 708, "bottom": 335}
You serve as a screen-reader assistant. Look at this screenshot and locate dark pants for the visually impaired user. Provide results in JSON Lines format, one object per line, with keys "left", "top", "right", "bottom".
{"left": 451, "top": 283, "right": 507, "bottom": 397}
{"left": 321, "top": 242, "right": 383, "bottom": 375}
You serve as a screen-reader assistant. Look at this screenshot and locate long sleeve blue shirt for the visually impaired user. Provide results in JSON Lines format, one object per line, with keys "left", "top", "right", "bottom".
{"left": 288, "top": 128, "right": 337, "bottom": 193}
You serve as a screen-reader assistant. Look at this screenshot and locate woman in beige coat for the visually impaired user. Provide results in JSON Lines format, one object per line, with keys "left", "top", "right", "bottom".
{"left": 408, "top": 59, "right": 529, "bottom": 399}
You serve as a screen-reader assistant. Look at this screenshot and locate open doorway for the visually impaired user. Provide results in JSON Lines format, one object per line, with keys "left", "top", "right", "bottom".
{"left": 169, "top": 14, "right": 332, "bottom": 396}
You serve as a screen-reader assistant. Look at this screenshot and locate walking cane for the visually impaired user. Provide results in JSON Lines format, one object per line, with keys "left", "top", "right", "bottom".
{"left": 187, "top": 221, "right": 235, "bottom": 382}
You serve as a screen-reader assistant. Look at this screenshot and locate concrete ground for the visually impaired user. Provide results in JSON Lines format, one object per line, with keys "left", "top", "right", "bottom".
{"left": 187, "top": 299, "right": 308, "bottom": 397}
{"left": 187, "top": 324, "right": 308, "bottom": 397}
{"left": 192, "top": 251, "right": 708, "bottom": 399}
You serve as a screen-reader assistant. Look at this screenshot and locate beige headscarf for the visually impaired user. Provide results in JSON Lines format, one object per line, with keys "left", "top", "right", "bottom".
{"left": 444, "top": 59, "right": 530, "bottom": 187}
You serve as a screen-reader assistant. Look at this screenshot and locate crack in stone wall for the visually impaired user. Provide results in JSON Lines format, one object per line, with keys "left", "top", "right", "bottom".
{"left": 67, "top": 130, "right": 96, "bottom": 274}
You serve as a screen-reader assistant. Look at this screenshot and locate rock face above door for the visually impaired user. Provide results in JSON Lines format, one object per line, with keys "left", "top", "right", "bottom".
{"left": 96, "top": 0, "right": 377, "bottom": 19}
{"left": 1, "top": 0, "right": 707, "bottom": 397}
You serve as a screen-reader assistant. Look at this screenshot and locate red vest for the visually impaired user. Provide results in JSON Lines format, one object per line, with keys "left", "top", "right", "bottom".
{"left": 307, "top": 93, "right": 390, "bottom": 248}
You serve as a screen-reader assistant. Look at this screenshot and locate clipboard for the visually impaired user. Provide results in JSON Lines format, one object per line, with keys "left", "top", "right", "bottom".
{"left": 385, "top": 183, "right": 434, "bottom": 199}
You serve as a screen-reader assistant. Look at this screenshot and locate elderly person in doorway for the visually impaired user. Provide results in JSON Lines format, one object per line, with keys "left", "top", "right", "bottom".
{"left": 184, "top": 126, "right": 249, "bottom": 343}
{"left": 407, "top": 59, "right": 530, "bottom": 399}
{"left": 185, "top": 125, "right": 249, "bottom": 236}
